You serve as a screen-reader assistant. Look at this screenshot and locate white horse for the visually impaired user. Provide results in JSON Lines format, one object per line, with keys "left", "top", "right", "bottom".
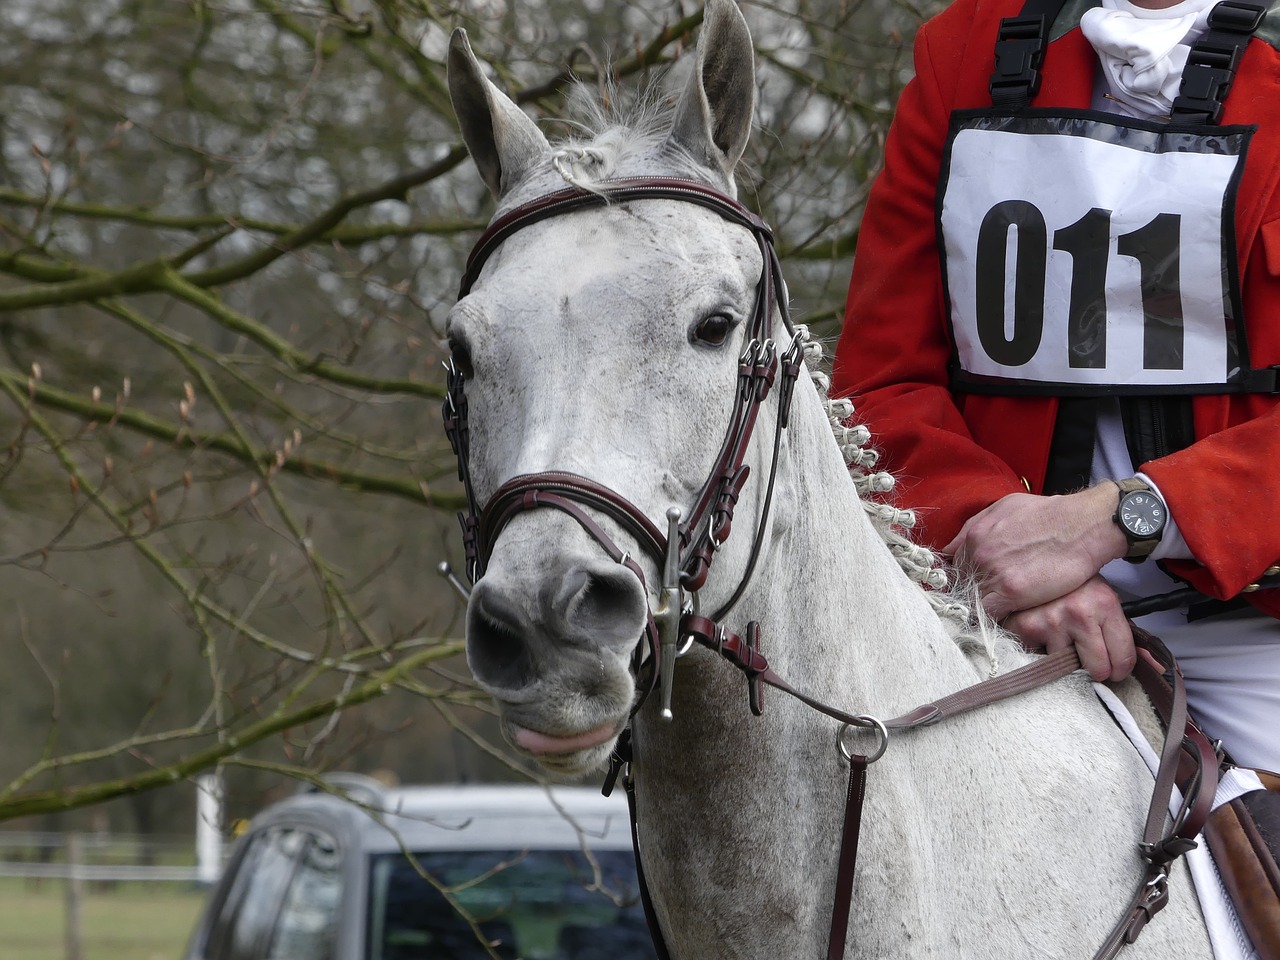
{"left": 443, "top": 2, "right": 1213, "bottom": 956}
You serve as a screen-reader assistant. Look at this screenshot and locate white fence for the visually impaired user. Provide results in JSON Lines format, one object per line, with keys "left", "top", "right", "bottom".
{"left": 0, "top": 830, "right": 215, "bottom": 882}
{"left": 0, "top": 776, "right": 227, "bottom": 960}
{"left": 0, "top": 775, "right": 225, "bottom": 884}
{"left": 0, "top": 830, "right": 221, "bottom": 960}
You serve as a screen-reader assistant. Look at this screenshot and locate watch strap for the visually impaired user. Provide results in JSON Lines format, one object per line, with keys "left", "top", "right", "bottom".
{"left": 1124, "top": 536, "right": 1160, "bottom": 561}
{"left": 1114, "top": 477, "right": 1150, "bottom": 497}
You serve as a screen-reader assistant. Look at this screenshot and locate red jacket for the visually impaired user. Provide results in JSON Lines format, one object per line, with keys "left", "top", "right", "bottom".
{"left": 831, "top": 0, "right": 1280, "bottom": 616}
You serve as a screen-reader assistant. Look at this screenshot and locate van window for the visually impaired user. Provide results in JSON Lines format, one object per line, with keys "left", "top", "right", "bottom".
{"left": 367, "top": 848, "right": 656, "bottom": 960}
{"left": 267, "top": 832, "right": 342, "bottom": 960}
{"left": 203, "top": 827, "right": 341, "bottom": 960}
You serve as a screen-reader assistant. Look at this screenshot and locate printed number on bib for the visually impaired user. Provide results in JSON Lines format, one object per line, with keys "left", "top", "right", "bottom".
{"left": 975, "top": 203, "right": 1185, "bottom": 371}
{"left": 939, "top": 115, "right": 1247, "bottom": 393}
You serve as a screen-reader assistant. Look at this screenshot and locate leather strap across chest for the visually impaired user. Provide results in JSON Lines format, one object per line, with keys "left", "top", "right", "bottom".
{"left": 607, "top": 616, "right": 1219, "bottom": 960}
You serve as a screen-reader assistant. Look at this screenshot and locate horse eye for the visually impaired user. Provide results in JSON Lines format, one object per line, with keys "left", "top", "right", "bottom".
{"left": 691, "top": 313, "right": 736, "bottom": 347}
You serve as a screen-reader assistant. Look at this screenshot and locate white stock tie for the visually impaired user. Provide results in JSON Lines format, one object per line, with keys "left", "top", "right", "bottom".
{"left": 1080, "top": 0, "right": 1215, "bottom": 117}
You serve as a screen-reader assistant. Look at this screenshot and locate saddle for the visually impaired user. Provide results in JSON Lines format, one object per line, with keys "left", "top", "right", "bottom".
{"left": 1127, "top": 623, "right": 1280, "bottom": 958}
{"left": 1203, "top": 767, "right": 1280, "bottom": 959}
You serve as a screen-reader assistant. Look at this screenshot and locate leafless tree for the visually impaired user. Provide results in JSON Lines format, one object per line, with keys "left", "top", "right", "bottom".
{"left": 0, "top": 0, "right": 934, "bottom": 826}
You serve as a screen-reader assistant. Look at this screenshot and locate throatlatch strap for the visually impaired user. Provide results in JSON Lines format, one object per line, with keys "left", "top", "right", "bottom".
{"left": 604, "top": 732, "right": 676, "bottom": 960}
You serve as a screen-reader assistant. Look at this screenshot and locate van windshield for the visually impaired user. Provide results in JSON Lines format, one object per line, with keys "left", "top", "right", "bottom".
{"left": 367, "top": 848, "right": 657, "bottom": 960}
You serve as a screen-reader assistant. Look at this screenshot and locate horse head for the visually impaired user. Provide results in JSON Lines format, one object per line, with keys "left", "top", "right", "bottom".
{"left": 444, "top": 0, "right": 780, "bottom": 777}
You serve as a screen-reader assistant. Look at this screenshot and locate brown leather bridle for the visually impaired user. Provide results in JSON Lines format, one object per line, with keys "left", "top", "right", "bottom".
{"left": 443, "top": 176, "right": 1219, "bottom": 960}
{"left": 444, "top": 176, "right": 806, "bottom": 720}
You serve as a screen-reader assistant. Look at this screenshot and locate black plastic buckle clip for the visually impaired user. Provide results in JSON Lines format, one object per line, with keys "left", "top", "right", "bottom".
{"left": 1172, "top": 58, "right": 1237, "bottom": 124}
{"left": 989, "top": 15, "right": 1048, "bottom": 105}
{"left": 1171, "top": 0, "right": 1266, "bottom": 123}
{"left": 1206, "top": 0, "right": 1267, "bottom": 34}
{"left": 1239, "top": 364, "right": 1280, "bottom": 393}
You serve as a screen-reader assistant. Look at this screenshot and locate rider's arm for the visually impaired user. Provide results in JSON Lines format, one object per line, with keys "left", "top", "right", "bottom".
{"left": 1141, "top": 406, "right": 1280, "bottom": 599}
{"left": 831, "top": 0, "right": 1029, "bottom": 548}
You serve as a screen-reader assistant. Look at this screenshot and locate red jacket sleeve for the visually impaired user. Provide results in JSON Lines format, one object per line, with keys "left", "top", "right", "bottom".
{"left": 830, "top": 0, "right": 1025, "bottom": 550}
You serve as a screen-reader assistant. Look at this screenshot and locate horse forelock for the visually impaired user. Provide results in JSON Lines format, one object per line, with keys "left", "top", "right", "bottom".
{"left": 528, "top": 78, "right": 735, "bottom": 194}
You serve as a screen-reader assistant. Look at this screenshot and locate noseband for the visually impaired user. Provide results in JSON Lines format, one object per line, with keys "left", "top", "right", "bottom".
{"left": 444, "top": 176, "right": 803, "bottom": 718}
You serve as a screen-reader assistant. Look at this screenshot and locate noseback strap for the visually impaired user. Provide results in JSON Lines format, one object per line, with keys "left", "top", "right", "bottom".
{"left": 477, "top": 472, "right": 669, "bottom": 576}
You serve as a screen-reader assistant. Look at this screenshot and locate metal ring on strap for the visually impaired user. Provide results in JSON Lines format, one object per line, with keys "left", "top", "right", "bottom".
{"left": 836, "top": 716, "right": 890, "bottom": 764}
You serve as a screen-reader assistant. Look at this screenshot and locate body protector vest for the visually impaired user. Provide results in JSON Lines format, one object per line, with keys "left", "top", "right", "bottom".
{"left": 938, "top": 17, "right": 1280, "bottom": 939}
{"left": 936, "top": 0, "right": 1278, "bottom": 476}
{"left": 942, "top": 112, "right": 1250, "bottom": 396}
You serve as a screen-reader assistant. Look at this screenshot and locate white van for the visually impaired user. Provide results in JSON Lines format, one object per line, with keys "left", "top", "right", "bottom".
{"left": 183, "top": 775, "right": 656, "bottom": 960}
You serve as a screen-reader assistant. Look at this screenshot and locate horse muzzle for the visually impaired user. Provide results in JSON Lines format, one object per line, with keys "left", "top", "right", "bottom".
{"left": 465, "top": 541, "right": 649, "bottom": 769}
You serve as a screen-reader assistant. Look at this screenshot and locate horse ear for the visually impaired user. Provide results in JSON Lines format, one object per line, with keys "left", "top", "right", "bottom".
{"left": 665, "top": 0, "right": 756, "bottom": 186}
{"left": 448, "top": 29, "right": 550, "bottom": 199}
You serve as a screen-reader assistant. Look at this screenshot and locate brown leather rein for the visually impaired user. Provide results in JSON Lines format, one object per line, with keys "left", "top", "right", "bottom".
{"left": 444, "top": 177, "right": 1218, "bottom": 960}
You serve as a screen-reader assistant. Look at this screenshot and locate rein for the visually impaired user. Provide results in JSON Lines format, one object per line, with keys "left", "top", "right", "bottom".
{"left": 602, "top": 617, "right": 1218, "bottom": 960}
{"left": 445, "top": 176, "right": 1217, "bottom": 960}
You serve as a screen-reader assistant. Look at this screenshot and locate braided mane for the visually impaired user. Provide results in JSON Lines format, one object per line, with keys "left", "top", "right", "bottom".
{"left": 797, "top": 330, "right": 1001, "bottom": 673}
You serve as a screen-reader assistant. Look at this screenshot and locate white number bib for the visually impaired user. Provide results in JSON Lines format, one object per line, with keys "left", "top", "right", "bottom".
{"left": 938, "top": 111, "right": 1253, "bottom": 395}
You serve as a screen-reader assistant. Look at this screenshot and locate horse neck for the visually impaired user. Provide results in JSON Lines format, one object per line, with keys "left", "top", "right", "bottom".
{"left": 625, "top": 373, "right": 1212, "bottom": 960}
{"left": 737, "top": 380, "right": 983, "bottom": 711}
{"left": 634, "top": 369, "right": 989, "bottom": 741}
{"left": 626, "top": 381, "right": 989, "bottom": 954}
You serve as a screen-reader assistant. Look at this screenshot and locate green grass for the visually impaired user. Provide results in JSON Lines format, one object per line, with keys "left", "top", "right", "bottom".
{"left": 0, "top": 879, "right": 204, "bottom": 960}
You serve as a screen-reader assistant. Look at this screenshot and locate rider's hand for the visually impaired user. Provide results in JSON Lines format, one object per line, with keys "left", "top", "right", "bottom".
{"left": 1003, "top": 576, "right": 1136, "bottom": 681}
{"left": 944, "top": 484, "right": 1129, "bottom": 620}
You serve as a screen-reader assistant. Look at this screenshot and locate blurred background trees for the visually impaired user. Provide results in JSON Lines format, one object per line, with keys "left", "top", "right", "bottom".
{"left": 0, "top": 0, "right": 935, "bottom": 834}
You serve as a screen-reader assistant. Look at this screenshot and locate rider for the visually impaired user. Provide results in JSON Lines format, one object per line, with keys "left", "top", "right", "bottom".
{"left": 830, "top": 0, "right": 1280, "bottom": 780}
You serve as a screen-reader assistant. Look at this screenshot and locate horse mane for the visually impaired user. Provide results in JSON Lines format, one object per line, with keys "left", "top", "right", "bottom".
{"left": 541, "top": 80, "right": 677, "bottom": 189}
{"left": 543, "top": 87, "right": 1003, "bottom": 672}
{"left": 802, "top": 327, "right": 1005, "bottom": 674}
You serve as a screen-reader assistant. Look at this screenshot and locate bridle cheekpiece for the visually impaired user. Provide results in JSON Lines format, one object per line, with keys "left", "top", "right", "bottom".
{"left": 443, "top": 176, "right": 801, "bottom": 720}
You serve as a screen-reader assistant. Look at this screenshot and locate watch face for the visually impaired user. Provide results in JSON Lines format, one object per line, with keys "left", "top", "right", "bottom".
{"left": 1119, "top": 491, "right": 1165, "bottom": 539}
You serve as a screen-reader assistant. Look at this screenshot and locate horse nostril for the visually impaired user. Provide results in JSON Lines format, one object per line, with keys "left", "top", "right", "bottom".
{"left": 466, "top": 561, "right": 648, "bottom": 688}
{"left": 560, "top": 567, "right": 648, "bottom": 650}
{"left": 467, "top": 589, "right": 535, "bottom": 691}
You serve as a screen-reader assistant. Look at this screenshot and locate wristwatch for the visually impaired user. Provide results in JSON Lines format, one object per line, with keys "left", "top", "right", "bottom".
{"left": 1113, "top": 477, "right": 1167, "bottom": 562}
